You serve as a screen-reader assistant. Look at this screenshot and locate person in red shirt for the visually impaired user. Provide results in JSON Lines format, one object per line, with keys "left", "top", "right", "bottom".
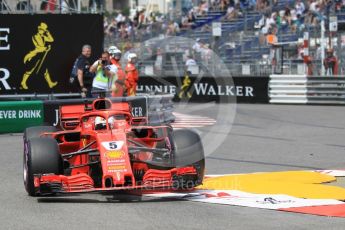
{"left": 108, "top": 46, "right": 126, "bottom": 97}
{"left": 125, "top": 53, "right": 139, "bottom": 96}
{"left": 324, "top": 48, "right": 338, "bottom": 76}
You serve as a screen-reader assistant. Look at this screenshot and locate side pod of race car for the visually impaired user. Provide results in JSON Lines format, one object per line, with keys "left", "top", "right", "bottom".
{"left": 23, "top": 97, "right": 205, "bottom": 196}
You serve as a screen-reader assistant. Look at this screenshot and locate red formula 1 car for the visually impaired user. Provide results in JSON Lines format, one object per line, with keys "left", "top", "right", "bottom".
{"left": 23, "top": 97, "right": 205, "bottom": 196}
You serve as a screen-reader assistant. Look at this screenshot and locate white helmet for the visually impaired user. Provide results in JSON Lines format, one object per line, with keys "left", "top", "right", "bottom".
{"left": 108, "top": 46, "right": 118, "bottom": 54}
{"left": 127, "top": 53, "right": 137, "bottom": 62}
{"left": 94, "top": 116, "right": 106, "bottom": 130}
{"left": 108, "top": 46, "right": 122, "bottom": 60}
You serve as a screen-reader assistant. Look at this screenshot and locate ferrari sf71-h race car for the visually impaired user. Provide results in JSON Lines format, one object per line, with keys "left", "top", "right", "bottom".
{"left": 23, "top": 96, "right": 205, "bottom": 196}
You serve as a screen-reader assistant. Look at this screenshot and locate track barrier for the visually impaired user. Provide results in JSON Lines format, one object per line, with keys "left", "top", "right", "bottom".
{"left": 269, "top": 75, "right": 345, "bottom": 104}
{"left": 0, "top": 101, "right": 44, "bottom": 133}
{"left": 0, "top": 95, "right": 175, "bottom": 133}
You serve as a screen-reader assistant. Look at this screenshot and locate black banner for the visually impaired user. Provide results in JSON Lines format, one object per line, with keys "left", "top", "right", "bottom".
{"left": 0, "top": 14, "right": 103, "bottom": 94}
{"left": 137, "top": 76, "right": 269, "bottom": 103}
{"left": 43, "top": 97, "right": 149, "bottom": 127}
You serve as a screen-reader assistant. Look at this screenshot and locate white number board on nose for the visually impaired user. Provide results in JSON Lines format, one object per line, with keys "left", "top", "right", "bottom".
{"left": 102, "top": 141, "right": 124, "bottom": 150}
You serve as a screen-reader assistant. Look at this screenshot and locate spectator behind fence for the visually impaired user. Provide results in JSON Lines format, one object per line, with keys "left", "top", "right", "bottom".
{"left": 192, "top": 38, "right": 202, "bottom": 62}
{"left": 154, "top": 47, "right": 163, "bottom": 74}
{"left": 295, "top": 0, "right": 305, "bottom": 16}
{"left": 185, "top": 55, "right": 198, "bottom": 74}
{"left": 324, "top": 49, "right": 338, "bottom": 75}
{"left": 266, "top": 27, "right": 278, "bottom": 44}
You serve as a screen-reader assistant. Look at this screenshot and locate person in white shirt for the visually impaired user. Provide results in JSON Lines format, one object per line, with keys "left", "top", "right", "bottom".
{"left": 295, "top": 0, "right": 305, "bottom": 15}
{"left": 266, "top": 13, "right": 276, "bottom": 28}
{"left": 185, "top": 55, "right": 198, "bottom": 74}
{"left": 192, "top": 38, "right": 202, "bottom": 62}
{"left": 116, "top": 13, "right": 125, "bottom": 23}
{"left": 201, "top": 43, "right": 212, "bottom": 65}
{"left": 192, "top": 38, "right": 202, "bottom": 53}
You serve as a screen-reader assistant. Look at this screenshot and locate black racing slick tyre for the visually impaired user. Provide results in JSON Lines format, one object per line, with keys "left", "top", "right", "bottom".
{"left": 23, "top": 137, "right": 63, "bottom": 196}
{"left": 171, "top": 129, "right": 205, "bottom": 186}
{"left": 24, "top": 126, "right": 57, "bottom": 142}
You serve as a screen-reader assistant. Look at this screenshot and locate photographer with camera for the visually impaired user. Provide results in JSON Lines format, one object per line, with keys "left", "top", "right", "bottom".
{"left": 89, "top": 51, "right": 111, "bottom": 97}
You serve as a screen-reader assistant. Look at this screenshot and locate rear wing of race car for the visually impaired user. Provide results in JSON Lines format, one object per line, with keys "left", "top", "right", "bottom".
{"left": 43, "top": 94, "right": 175, "bottom": 130}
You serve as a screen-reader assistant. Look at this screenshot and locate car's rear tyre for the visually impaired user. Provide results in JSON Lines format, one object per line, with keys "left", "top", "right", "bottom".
{"left": 23, "top": 137, "right": 63, "bottom": 196}
{"left": 24, "top": 126, "right": 57, "bottom": 142}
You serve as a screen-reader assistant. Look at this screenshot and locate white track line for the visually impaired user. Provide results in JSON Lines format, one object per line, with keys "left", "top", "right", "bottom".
{"left": 172, "top": 112, "right": 216, "bottom": 129}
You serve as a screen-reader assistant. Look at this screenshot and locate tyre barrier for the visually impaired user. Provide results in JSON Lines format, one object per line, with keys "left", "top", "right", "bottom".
{"left": 269, "top": 75, "right": 345, "bottom": 104}
{"left": 0, "top": 95, "right": 175, "bottom": 133}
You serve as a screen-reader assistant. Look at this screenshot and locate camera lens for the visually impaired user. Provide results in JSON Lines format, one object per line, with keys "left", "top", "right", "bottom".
{"left": 101, "top": 60, "right": 107, "bottom": 65}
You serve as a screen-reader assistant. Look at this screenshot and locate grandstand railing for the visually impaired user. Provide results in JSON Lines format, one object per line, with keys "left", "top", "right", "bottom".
{"left": 0, "top": 0, "right": 103, "bottom": 14}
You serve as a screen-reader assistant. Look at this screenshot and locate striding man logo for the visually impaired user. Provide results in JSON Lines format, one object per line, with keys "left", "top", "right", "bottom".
{"left": 21, "top": 22, "right": 57, "bottom": 90}
{"left": 178, "top": 73, "right": 192, "bottom": 99}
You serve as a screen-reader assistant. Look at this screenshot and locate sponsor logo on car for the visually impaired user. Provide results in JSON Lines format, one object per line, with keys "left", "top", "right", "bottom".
{"left": 106, "top": 150, "right": 124, "bottom": 159}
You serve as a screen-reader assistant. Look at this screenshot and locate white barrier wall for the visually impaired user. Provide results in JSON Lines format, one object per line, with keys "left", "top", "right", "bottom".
{"left": 269, "top": 75, "right": 345, "bottom": 105}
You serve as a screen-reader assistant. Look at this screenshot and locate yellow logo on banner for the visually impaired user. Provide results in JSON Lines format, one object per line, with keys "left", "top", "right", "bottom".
{"left": 178, "top": 74, "right": 192, "bottom": 99}
{"left": 21, "top": 22, "right": 57, "bottom": 90}
{"left": 106, "top": 151, "right": 124, "bottom": 159}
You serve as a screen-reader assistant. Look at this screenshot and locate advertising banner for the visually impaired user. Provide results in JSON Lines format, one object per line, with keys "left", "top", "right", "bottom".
{"left": 0, "top": 101, "right": 43, "bottom": 133}
{"left": 137, "top": 76, "right": 269, "bottom": 103}
{"left": 43, "top": 97, "right": 149, "bottom": 127}
{"left": 0, "top": 14, "right": 103, "bottom": 94}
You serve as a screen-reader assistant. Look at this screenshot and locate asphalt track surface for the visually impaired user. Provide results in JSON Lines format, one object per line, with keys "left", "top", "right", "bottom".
{"left": 1, "top": 103, "right": 345, "bottom": 230}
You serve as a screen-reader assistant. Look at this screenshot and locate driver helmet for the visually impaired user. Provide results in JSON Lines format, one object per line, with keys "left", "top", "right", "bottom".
{"left": 95, "top": 116, "right": 106, "bottom": 129}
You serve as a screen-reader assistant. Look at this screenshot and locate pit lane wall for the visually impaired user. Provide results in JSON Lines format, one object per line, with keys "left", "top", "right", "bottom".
{"left": 0, "top": 101, "right": 44, "bottom": 133}
{"left": 0, "top": 95, "right": 174, "bottom": 133}
{"left": 0, "top": 76, "right": 269, "bottom": 133}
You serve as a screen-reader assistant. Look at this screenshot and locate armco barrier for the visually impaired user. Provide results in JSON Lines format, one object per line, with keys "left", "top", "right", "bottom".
{"left": 0, "top": 95, "right": 174, "bottom": 133}
{"left": 269, "top": 75, "right": 345, "bottom": 104}
{"left": 0, "top": 101, "right": 44, "bottom": 133}
{"left": 43, "top": 95, "right": 175, "bottom": 128}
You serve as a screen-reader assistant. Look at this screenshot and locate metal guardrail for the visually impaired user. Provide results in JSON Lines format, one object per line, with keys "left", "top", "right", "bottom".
{"left": 0, "top": 93, "right": 81, "bottom": 100}
{"left": 269, "top": 74, "right": 345, "bottom": 104}
{"left": 139, "top": 61, "right": 273, "bottom": 77}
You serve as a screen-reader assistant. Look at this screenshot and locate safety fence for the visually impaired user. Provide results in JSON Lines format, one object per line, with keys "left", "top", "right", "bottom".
{"left": 269, "top": 75, "right": 345, "bottom": 104}
{"left": 0, "top": 95, "right": 175, "bottom": 133}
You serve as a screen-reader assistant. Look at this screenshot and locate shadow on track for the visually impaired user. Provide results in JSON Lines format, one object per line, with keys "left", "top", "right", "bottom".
{"left": 37, "top": 193, "right": 182, "bottom": 204}
{"left": 207, "top": 156, "right": 323, "bottom": 170}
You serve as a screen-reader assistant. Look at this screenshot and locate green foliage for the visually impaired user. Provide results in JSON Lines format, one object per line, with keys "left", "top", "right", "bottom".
{"left": 122, "top": 7, "right": 130, "bottom": 16}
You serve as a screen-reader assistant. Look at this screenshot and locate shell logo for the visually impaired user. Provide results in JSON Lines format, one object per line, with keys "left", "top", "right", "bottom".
{"left": 106, "top": 150, "right": 124, "bottom": 159}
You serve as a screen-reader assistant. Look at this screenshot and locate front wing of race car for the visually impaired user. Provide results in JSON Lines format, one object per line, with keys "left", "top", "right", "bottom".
{"left": 34, "top": 167, "right": 198, "bottom": 195}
